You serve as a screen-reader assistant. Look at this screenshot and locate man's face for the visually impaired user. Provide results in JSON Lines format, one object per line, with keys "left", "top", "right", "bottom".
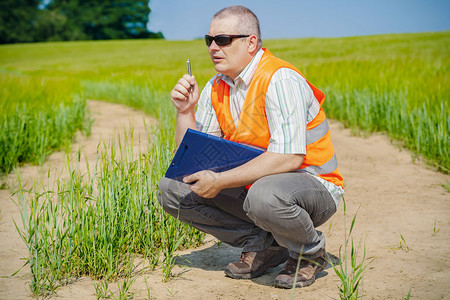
{"left": 207, "top": 16, "right": 252, "bottom": 80}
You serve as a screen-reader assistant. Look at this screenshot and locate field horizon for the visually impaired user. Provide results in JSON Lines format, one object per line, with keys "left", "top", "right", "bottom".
{"left": 1, "top": 30, "right": 448, "bottom": 174}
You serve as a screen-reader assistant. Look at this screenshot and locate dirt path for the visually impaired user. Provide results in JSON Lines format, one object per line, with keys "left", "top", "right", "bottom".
{"left": 1, "top": 100, "right": 449, "bottom": 299}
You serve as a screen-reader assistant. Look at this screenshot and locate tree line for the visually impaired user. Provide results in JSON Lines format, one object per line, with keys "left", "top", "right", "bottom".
{"left": 0, "top": 0, "right": 163, "bottom": 44}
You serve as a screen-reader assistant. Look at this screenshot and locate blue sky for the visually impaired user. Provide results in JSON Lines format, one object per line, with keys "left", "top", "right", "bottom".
{"left": 147, "top": 0, "right": 450, "bottom": 40}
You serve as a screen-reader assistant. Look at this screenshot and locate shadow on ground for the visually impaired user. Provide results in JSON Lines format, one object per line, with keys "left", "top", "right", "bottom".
{"left": 174, "top": 242, "right": 340, "bottom": 287}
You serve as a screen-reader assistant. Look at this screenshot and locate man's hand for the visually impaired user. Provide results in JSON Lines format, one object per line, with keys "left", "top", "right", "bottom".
{"left": 170, "top": 74, "right": 199, "bottom": 114}
{"left": 183, "top": 170, "right": 223, "bottom": 198}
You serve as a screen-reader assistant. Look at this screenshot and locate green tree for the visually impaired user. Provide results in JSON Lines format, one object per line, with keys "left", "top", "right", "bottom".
{"left": 0, "top": 0, "right": 163, "bottom": 43}
{"left": 0, "top": 0, "right": 40, "bottom": 43}
{"left": 46, "top": 0, "right": 163, "bottom": 41}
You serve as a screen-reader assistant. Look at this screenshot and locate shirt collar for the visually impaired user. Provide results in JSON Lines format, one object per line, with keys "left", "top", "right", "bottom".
{"left": 215, "top": 48, "right": 265, "bottom": 88}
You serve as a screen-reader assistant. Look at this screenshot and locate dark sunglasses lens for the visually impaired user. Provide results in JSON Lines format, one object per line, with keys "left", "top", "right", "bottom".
{"left": 205, "top": 35, "right": 212, "bottom": 46}
{"left": 215, "top": 36, "right": 232, "bottom": 46}
{"left": 205, "top": 35, "right": 233, "bottom": 47}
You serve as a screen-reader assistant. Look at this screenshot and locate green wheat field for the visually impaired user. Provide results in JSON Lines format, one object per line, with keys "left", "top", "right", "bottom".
{"left": 0, "top": 31, "right": 448, "bottom": 297}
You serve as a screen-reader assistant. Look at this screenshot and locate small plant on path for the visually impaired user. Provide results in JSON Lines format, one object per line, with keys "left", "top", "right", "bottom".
{"left": 329, "top": 198, "right": 375, "bottom": 299}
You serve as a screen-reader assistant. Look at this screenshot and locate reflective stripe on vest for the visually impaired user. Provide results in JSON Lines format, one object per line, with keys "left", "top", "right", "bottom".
{"left": 210, "top": 49, "right": 343, "bottom": 188}
{"left": 302, "top": 153, "right": 338, "bottom": 176}
{"left": 306, "top": 118, "right": 329, "bottom": 145}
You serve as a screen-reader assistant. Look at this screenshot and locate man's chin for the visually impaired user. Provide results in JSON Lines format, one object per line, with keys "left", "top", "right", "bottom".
{"left": 214, "top": 64, "right": 229, "bottom": 75}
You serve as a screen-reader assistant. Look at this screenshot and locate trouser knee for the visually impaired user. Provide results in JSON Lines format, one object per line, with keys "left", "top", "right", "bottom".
{"left": 157, "top": 177, "right": 181, "bottom": 218}
{"left": 244, "top": 178, "right": 279, "bottom": 228}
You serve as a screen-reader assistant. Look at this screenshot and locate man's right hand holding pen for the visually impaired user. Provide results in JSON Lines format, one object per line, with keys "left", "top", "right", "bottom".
{"left": 170, "top": 60, "right": 200, "bottom": 146}
{"left": 170, "top": 75, "right": 199, "bottom": 114}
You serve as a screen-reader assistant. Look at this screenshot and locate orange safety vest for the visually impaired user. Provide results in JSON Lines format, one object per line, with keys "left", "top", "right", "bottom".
{"left": 210, "top": 49, "right": 343, "bottom": 188}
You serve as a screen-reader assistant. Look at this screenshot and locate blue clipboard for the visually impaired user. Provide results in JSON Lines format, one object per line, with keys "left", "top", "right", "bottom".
{"left": 165, "top": 129, "right": 264, "bottom": 180}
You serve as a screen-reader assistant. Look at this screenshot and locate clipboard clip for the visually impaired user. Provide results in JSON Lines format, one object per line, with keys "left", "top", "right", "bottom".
{"left": 171, "top": 143, "right": 188, "bottom": 167}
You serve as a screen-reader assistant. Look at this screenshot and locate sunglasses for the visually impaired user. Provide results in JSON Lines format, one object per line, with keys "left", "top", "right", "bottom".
{"left": 204, "top": 34, "right": 250, "bottom": 47}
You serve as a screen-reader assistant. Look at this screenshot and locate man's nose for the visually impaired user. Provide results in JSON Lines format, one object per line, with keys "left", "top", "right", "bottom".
{"left": 209, "top": 40, "right": 220, "bottom": 51}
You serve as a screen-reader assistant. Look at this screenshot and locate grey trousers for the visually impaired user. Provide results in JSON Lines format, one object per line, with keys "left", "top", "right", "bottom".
{"left": 157, "top": 172, "right": 337, "bottom": 259}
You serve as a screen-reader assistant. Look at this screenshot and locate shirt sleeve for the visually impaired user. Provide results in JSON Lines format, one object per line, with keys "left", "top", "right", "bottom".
{"left": 265, "top": 68, "right": 315, "bottom": 154}
{"left": 195, "top": 77, "right": 223, "bottom": 137}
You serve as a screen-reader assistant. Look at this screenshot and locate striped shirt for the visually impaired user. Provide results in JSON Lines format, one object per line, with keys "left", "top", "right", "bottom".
{"left": 195, "top": 49, "right": 343, "bottom": 207}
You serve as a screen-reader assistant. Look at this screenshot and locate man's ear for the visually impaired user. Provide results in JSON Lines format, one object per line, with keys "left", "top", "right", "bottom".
{"left": 248, "top": 35, "right": 258, "bottom": 54}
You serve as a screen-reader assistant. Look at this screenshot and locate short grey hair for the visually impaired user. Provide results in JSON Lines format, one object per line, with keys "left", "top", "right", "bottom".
{"left": 213, "top": 5, "right": 262, "bottom": 49}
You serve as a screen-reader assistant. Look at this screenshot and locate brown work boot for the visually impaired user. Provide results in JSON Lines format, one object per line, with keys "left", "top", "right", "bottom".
{"left": 274, "top": 250, "right": 328, "bottom": 288}
{"left": 225, "top": 246, "right": 289, "bottom": 279}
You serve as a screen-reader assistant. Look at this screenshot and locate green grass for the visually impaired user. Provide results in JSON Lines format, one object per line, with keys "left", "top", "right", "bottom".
{"left": 1, "top": 32, "right": 448, "bottom": 172}
{"left": 15, "top": 113, "right": 204, "bottom": 296}
{"left": 0, "top": 75, "right": 91, "bottom": 175}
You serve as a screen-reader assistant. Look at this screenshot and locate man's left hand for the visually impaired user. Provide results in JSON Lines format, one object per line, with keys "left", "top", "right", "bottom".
{"left": 183, "top": 170, "right": 223, "bottom": 198}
